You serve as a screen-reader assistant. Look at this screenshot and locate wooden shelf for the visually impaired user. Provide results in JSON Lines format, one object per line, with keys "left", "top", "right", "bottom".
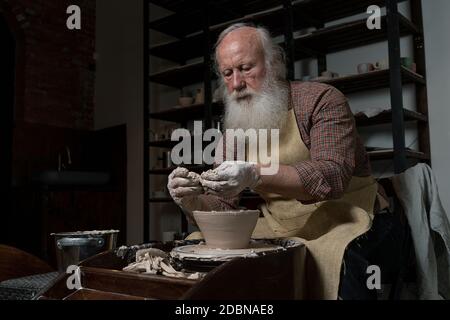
{"left": 355, "top": 109, "right": 427, "bottom": 127}
{"left": 149, "top": 61, "right": 210, "bottom": 88}
{"left": 152, "top": 12, "right": 419, "bottom": 64}
{"left": 149, "top": 102, "right": 223, "bottom": 122}
{"left": 310, "top": 66, "right": 425, "bottom": 94}
{"left": 149, "top": 15, "right": 420, "bottom": 88}
{"left": 149, "top": 105, "right": 426, "bottom": 128}
{"left": 149, "top": 0, "right": 204, "bottom": 13}
{"left": 149, "top": 0, "right": 289, "bottom": 38}
{"left": 149, "top": 65, "right": 424, "bottom": 95}
{"left": 149, "top": 0, "right": 408, "bottom": 38}
{"left": 310, "top": 0, "right": 408, "bottom": 24}
{"left": 148, "top": 139, "right": 177, "bottom": 148}
{"left": 149, "top": 135, "right": 206, "bottom": 149}
{"left": 367, "top": 148, "right": 429, "bottom": 161}
{"left": 149, "top": 0, "right": 284, "bottom": 16}
{"left": 293, "top": 14, "right": 420, "bottom": 59}
{"left": 150, "top": 6, "right": 313, "bottom": 63}
{"left": 150, "top": 36, "right": 205, "bottom": 65}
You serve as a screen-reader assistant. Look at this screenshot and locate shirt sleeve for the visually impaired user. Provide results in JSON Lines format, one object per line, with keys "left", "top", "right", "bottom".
{"left": 293, "top": 87, "right": 357, "bottom": 201}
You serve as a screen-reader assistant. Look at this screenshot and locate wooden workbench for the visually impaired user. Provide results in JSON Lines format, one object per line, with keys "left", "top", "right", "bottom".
{"left": 36, "top": 241, "right": 306, "bottom": 300}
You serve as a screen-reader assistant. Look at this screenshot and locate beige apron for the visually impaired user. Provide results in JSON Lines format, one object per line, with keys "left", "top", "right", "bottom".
{"left": 189, "top": 108, "right": 378, "bottom": 299}
{"left": 252, "top": 108, "right": 377, "bottom": 299}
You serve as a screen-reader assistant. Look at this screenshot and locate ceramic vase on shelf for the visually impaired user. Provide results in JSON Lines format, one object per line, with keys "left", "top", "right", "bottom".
{"left": 178, "top": 89, "right": 194, "bottom": 107}
{"left": 194, "top": 88, "right": 204, "bottom": 105}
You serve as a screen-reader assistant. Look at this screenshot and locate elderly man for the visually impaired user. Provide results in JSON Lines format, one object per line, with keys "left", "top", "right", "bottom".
{"left": 168, "top": 23, "right": 380, "bottom": 300}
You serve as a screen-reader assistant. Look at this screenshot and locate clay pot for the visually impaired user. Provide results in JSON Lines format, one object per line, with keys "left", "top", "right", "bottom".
{"left": 357, "top": 63, "right": 375, "bottom": 74}
{"left": 194, "top": 88, "right": 204, "bottom": 105}
{"left": 178, "top": 96, "right": 194, "bottom": 107}
{"left": 193, "top": 210, "right": 260, "bottom": 249}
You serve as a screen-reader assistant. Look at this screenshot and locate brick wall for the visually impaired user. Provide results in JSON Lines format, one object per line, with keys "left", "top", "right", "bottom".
{"left": 2, "top": 0, "right": 95, "bottom": 129}
{"left": 1, "top": 2, "right": 128, "bottom": 259}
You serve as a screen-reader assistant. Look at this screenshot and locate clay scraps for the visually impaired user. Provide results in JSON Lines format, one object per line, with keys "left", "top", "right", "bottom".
{"left": 122, "top": 248, "right": 205, "bottom": 280}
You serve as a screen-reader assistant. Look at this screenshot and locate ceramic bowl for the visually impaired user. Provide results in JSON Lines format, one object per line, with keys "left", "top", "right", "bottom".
{"left": 178, "top": 96, "right": 194, "bottom": 107}
{"left": 193, "top": 210, "right": 260, "bottom": 249}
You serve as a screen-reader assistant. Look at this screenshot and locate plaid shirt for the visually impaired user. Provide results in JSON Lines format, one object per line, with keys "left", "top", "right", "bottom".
{"left": 199, "top": 81, "right": 371, "bottom": 208}
{"left": 290, "top": 81, "right": 371, "bottom": 200}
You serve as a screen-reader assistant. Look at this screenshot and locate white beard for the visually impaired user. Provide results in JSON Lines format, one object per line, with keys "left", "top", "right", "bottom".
{"left": 222, "top": 75, "right": 289, "bottom": 131}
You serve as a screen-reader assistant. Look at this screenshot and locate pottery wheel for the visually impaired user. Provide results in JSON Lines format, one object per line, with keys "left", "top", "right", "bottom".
{"left": 170, "top": 241, "right": 285, "bottom": 262}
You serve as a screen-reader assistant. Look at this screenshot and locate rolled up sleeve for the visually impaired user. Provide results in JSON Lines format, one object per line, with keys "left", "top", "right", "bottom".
{"left": 293, "top": 87, "right": 356, "bottom": 201}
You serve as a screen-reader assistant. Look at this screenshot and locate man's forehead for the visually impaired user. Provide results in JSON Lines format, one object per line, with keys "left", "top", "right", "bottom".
{"left": 221, "top": 27, "right": 260, "bottom": 43}
{"left": 217, "top": 28, "right": 262, "bottom": 60}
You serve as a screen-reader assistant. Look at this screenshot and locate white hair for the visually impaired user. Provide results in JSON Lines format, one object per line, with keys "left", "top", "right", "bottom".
{"left": 214, "top": 23, "right": 286, "bottom": 81}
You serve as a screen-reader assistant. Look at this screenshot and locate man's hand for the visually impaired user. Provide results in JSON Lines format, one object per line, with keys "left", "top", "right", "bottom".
{"left": 200, "top": 161, "right": 260, "bottom": 198}
{"left": 167, "top": 167, "right": 203, "bottom": 210}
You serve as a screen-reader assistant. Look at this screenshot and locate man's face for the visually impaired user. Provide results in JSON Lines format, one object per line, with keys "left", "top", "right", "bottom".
{"left": 216, "top": 28, "right": 267, "bottom": 100}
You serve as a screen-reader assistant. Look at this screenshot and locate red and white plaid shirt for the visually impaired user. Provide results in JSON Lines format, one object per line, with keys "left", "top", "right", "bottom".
{"left": 198, "top": 81, "right": 371, "bottom": 209}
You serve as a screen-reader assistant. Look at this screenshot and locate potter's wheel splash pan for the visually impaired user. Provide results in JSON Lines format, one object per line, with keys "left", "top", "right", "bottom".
{"left": 170, "top": 238, "right": 303, "bottom": 272}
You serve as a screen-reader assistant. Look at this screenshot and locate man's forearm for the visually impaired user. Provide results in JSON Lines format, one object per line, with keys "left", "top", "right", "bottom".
{"left": 254, "top": 164, "right": 313, "bottom": 201}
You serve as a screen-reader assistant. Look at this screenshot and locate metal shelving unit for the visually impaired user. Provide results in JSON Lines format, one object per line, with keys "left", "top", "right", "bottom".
{"left": 144, "top": 0, "right": 431, "bottom": 242}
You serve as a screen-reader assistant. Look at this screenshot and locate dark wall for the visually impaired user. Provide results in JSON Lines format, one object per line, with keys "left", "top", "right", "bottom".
{"left": 0, "top": 1, "right": 127, "bottom": 264}
{"left": 1, "top": 0, "right": 96, "bottom": 129}
{"left": 0, "top": 15, "right": 15, "bottom": 244}
{"left": 9, "top": 124, "right": 127, "bottom": 266}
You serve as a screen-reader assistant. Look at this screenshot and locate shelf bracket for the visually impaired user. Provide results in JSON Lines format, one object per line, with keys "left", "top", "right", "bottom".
{"left": 202, "top": 1, "right": 213, "bottom": 130}
{"left": 282, "top": 0, "right": 296, "bottom": 80}
{"left": 144, "top": 0, "right": 151, "bottom": 243}
{"left": 386, "top": 0, "right": 407, "bottom": 173}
